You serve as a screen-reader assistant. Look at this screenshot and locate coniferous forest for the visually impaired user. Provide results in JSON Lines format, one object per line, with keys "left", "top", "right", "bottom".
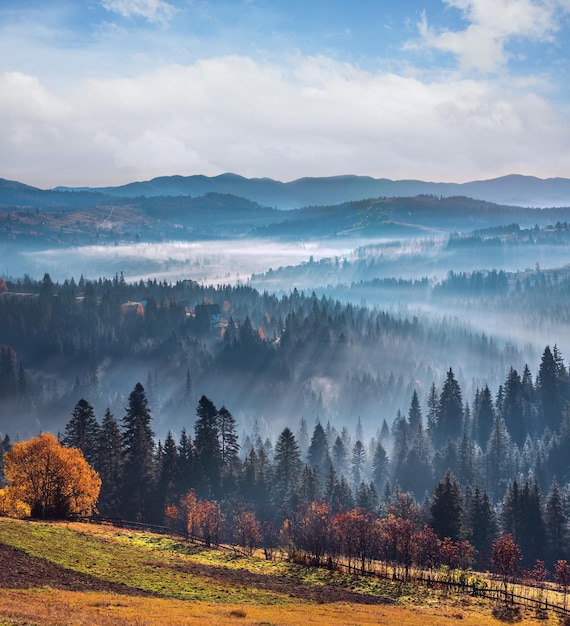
{"left": 3, "top": 184, "right": 570, "bottom": 579}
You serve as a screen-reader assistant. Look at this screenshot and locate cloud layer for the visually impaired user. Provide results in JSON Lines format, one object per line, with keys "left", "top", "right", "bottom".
{"left": 1, "top": 0, "right": 570, "bottom": 187}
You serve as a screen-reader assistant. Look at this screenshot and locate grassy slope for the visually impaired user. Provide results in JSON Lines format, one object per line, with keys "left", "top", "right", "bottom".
{"left": 0, "top": 518, "right": 558, "bottom": 626}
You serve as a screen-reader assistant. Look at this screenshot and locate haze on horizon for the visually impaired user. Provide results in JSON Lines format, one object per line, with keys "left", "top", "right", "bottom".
{"left": 2, "top": 0, "right": 570, "bottom": 189}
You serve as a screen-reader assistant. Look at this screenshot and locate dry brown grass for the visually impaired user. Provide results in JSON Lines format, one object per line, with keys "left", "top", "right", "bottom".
{"left": 0, "top": 588, "right": 559, "bottom": 626}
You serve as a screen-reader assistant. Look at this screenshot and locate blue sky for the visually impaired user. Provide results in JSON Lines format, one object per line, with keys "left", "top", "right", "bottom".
{"left": 1, "top": 0, "right": 570, "bottom": 187}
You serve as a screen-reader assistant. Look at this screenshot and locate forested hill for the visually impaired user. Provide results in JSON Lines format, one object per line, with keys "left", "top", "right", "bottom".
{"left": 4, "top": 179, "right": 570, "bottom": 246}
{"left": 0, "top": 273, "right": 521, "bottom": 439}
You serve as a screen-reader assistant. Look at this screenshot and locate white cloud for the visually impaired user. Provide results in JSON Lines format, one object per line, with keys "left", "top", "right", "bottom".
{"left": 1, "top": 55, "right": 569, "bottom": 187}
{"left": 101, "top": 0, "right": 176, "bottom": 25}
{"left": 415, "top": 0, "right": 570, "bottom": 73}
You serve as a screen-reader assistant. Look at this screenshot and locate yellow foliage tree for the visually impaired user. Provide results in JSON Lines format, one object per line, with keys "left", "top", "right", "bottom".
{"left": 3, "top": 433, "right": 101, "bottom": 518}
{"left": 0, "top": 487, "right": 31, "bottom": 518}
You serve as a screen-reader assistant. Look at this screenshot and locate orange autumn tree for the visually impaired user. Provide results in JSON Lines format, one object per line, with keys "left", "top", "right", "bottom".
{"left": 3, "top": 433, "right": 101, "bottom": 518}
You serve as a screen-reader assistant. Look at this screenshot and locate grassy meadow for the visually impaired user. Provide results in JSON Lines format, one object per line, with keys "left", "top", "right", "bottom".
{"left": 0, "top": 518, "right": 564, "bottom": 625}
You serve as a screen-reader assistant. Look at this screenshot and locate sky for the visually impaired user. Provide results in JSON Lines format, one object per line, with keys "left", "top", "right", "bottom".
{"left": 1, "top": 0, "right": 570, "bottom": 188}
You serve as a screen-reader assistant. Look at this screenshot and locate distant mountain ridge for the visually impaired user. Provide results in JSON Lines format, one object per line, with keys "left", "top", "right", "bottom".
{"left": 51, "top": 173, "right": 570, "bottom": 209}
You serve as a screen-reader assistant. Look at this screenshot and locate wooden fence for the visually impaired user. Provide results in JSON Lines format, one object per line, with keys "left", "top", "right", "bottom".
{"left": 83, "top": 516, "right": 570, "bottom": 618}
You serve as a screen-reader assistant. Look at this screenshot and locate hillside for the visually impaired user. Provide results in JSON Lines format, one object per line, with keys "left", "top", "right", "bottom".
{"left": 62, "top": 173, "right": 570, "bottom": 209}
{"left": 0, "top": 518, "right": 554, "bottom": 625}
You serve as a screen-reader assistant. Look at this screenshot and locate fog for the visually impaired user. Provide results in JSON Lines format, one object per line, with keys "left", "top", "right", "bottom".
{"left": 2, "top": 209, "right": 570, "bottom": 446}
{"left": 8, "top": 239, "right": 363, "bottom": 284}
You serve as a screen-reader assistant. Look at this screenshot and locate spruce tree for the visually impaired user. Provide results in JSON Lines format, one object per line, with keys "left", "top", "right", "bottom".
{"left": 121, "top": 382, "right": 156, "bottom": 520}
{"left": 545, "top": 480, "right": 568, "bottom": 565}
{"left": 307, "top": 422, "right": 328, "bottom": 469}
{"left": 157, "top": 430, "right": 179, "bottom": 510}
{"left": 474, "top": 385, "right": 494, "bottom": 451}
{"left": 430, "top": 470, "right": 463, "bottom": 541}
{"left": 436, "top": 368, "right": 463, "bottom": 444}
{"left": 272, "top": 427, "right": 302, "bottom": 515}
{"left": 217, "top": 405, "right": 240, "bottom": 494}
{"left": 194, "top": 395, "right": 222, "bottom": 497}
{"left": 538, "top": 345, "right": 561, "bottom": 430}
{"left": 97, "top": 408, "right": 123, "bottom": 516}
{"left": 176, "top": 428, "right": 194, "bottom": 496}
{"left": 408, "top": 390, "right": 422, "bottom": 434}
{"left": 371, "top": 440, "right": 388, "bottom": 493}
{"left": 351, "top": 440, "right": 366, "bottom": 491}
{"left": 466, "top": 485, "right": 496, "bottom": 568}
{"left": 62, "top": 398, "right": 100, "bottom": 467}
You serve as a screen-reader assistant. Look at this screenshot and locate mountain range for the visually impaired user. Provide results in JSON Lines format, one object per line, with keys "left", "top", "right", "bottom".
{"left": 47, "top": 172, "right": 570, "bottom": 209}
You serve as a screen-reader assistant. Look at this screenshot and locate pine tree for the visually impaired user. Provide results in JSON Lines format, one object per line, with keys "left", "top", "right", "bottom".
{"left": 486, "top": 414, "right": 511, "bottom": 502}
{"left": 426, "top": 382, "right": 439, "bottom": 444}
{"left": 436, "top": 368, "right": 463, "bottom": 444}
{"left": 331, "top": 435, "right": 348, "bottom": 477}
{"left": 391, "top": 410, "right": 409, "bottom": 479}
{"left": 545, "top": 480, "right": 568, "bottom": 565}
{"left": 297, "top": 416, "right": 310, "bottom": 461}
{"left": 307, "top": 421, "right": 330, "bottom": 483}
{"left": 97, "top": 408, "right": 123, "bottom": 516}
{"left": 538, "top": 346, "right": 562, "bottom": 431}
{"left": 466, "top": 484, "right": 496, "bottom": 568}
{"left": 194, "top": 395, "right": 222, "bottom": 497}
{"left": 217, "top": 405, "right": 240, "bottom": 494}
{"left": 502, "top": 367, "right": 525, "bottom": 446}
{"left": 121, "top": 382, "right": 156, "bottom": 520}
{"left": 408, "top": 390, "right": 422, "bottom": 433}
{"left": 400, "top": 421, "right": 434, "bottom": 500}
{"left": 272, "top": 427, "right": 302, "bottom": 515}
{"left": 502, "top": 479, "right": 546, "bottom": 567}
{"left": 308, "top": 422, "right": 328, "bottom": 468}
{"left": 176, "top": 427, "right": 194, "bottom": 496}
{"left": 371, "top": 440, "right": 388, "bottom": 493}
{"left": 474, "top": 385, "right": 495, "bottom": 451}
{"left": 62, "top": 398, "right": 100, "bottom": 468}
{"left": 430, "top": 470, "right": 463, "bottom": 541}
{"left": 351, "top": 440, "right": 366, "bottom": 491}
{"left": 157, "top": 430, "right": 179, "bottom": 510}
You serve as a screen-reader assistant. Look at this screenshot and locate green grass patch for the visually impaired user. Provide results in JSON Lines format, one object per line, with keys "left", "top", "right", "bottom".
{"left": 0, "top": 519, "right": 285, "bottom": 605}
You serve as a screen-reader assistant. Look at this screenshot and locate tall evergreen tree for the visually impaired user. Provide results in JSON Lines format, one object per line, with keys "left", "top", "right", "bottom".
{"left": 272, "top": 427, "right": 302, "bottom": 515}
{"left": 62, "top": 398, "right": 100, "bottom": 467}
{"left": 545, "top": 480, "right": 568, "bottom": 565}
{"left": 436, "top": 368, "right": 464, "bottom": 444}
{"left": 194, "top": 395, "right": 222, "bottom": 497}
{"left": 538, "top": 345, "right": 562, "bottom": 431}
{"left": 121, "top": 382, "right": 156, "bottom": 520}
{"left": 297, "top": 416, "right": 310, "bottom": 462}
{"left": 307, "top": 422, "right": 328, "bottom": 469}
{"left": 157, "top": 430, "right": 179, "bottom": 511}
{"left": 502, "top": 368, "right": 525, "bottom": 446}
{"left": 474, "top": 385, "right": 495, "bottom": 451}
{"left": 430, "top": 470, "right": 463, "bottom": 541}
{"left": 176, "top": 427, "right": 194, "bottom": 496}
{"left": 408, "top": 389, "right": 423, "bottom": 433}
{"left": 97, "top": 408, "right": 123, "bottom": 516}
{"left": 391, "top": 410, "right": 409, "bottom": 479}
{"left": 426, "top": 382, "right": 439, "bottom": 444}
{"left": 371, "top": 440, "right": 388, "bottom": 493}
{"left": 502, "top": 479, "right": 545, "bottom": 567}
{"left": 466, "top": 484, "right": 496, "bottom": 568}
{"left": 331, "top": 435, "right": 348, "bottom": 477}
{"left": 351, "top": 440, "right": 366, "bottom": 491}
{"left": 217, "top": 405, "right": 241, "bottom": 493}
{"left": 400, "top": 421, "right": 433, "bottom": 500}
{"left": 486, "top": 414, "right": 511, "bottom": 501}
